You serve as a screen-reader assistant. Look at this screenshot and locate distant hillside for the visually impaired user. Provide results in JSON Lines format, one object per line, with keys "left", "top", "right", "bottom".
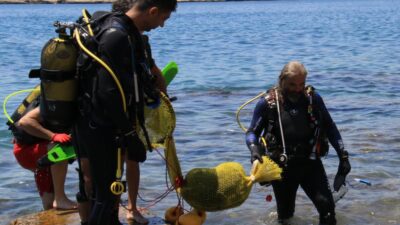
{"left": 0, "top": 0, "right": 221, "bottom": 3}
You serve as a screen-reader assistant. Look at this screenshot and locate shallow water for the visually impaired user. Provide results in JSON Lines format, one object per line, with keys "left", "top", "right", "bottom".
{"left": 0, "top": 0, "right": 399, "bottom": 224}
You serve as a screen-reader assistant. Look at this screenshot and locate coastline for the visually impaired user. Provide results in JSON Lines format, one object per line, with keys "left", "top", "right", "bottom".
{"left": 0, "top": 0, "right": 224, "bottom": 3}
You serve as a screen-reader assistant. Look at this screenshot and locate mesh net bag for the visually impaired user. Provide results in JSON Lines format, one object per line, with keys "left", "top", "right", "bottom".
{"left": 180, "top": 162, "right": 251, "bottom": 211}
{"left": 138, "top": 93, "right": 176, "bottom": 149}
{"left": 140, "top": 94, "right": 282, "bottom": 212}
{"left": 179, "top": 156, "right": 282, "bottom": 211}
{"left": 165, "top": 136, "right": 183, "bottom": 185}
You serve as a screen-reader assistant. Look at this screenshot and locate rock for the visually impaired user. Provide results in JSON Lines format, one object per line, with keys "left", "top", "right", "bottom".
{"left": 9, "top": 208, "right": 168, "bottom": 225}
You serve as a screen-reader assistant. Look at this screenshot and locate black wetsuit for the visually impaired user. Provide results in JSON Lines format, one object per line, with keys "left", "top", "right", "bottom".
{"left": 73, "top": 12, "right": 155, "bottom": 225}
{"left": 246, "top": 91, "right": 345, "bottom": 225}
{"left": 142, "top": 34, "right": 156, "bottom": 69}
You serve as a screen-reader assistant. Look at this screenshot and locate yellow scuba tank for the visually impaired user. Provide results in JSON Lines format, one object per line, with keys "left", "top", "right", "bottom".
{"left": 30, "top": 24, "right": 78, "bottom": 133}
{"left": 5, "top": 85, "right": 44, "bottom": 145}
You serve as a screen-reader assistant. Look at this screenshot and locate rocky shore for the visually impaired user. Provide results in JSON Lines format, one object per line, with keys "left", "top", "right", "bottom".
{"left": 0, "top": 0, "right": 111, "bottom": 3}
{"left": 0, "top": 0, "right": 219, "bottom": 3}
{"left": 9, "top": 208, "right": 167, "bottom": 225}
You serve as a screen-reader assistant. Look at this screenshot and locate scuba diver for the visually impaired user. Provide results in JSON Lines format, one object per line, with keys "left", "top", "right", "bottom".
{"left": 112, "top": 0, "right": 169, "bottom": 222}
{"left": 72, "top": 0, "right": 177, "bottom": 224}
{"left": 11, "top": 106, "right": 76, "bottom": 210}
{"left": 245, "top": 61, "right": 351, "bottom": 225}
{"left": 112, "top": 0, "right": 167, "bottom": 93}
{"left": 74, "top": 2, "right": 171, "bottom": 225}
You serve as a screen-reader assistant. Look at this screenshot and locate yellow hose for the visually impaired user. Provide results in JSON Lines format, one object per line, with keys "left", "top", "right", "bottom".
{"left": 2, "top": 89, "right": 37, "bottom": 124}
{"left": 82, "top": 9, "right": 94, "bottom": 36}
{"left": 75, "top": 16, "right": 126, "bottom": 194}
{"left": 74, "top": 28, "right": 127, "bottom": 112}
{"left": 236, "top": 92, "right": 268, "bottom": 146}
{"left": 235, "top": 92, "right": 265, "bottom": 132}
{"left": 110, "top": 147, "right": 124, "bottom": 195}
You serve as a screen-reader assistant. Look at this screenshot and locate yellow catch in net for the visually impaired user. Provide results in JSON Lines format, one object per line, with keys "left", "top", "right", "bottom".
{"left": 178, "top": 156, "right": 282, "bottom": 211}
{"left": 141, "top": 93, "right": 282, "bottom": 214}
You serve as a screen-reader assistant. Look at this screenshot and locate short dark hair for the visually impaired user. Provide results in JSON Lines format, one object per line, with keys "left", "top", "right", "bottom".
{"left": 112, "top": 0, "right": 133, "bottom": 13}
{"left": 112, "top": 0, "right": 177, "bottom": 13}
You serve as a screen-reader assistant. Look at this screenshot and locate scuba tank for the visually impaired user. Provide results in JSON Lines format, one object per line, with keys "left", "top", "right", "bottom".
{"left": 30, "top": 22, "right": 79, "bottom": 133}
{"left": 5, "top": 85, "right": 45, "bottom": 145}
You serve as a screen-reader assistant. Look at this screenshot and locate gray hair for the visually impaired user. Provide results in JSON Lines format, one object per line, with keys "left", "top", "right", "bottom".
{"left": 277, "top": 61, "right": 308, "bottom": 93}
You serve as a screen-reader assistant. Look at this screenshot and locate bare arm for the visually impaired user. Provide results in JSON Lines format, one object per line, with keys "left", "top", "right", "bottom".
{"left": 16, "top": 107, "right": 53, "bottom": 141}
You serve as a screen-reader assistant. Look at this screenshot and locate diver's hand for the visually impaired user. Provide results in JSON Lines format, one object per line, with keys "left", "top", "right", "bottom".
{"left": 339, "top": 157, "right": 351, "bottom": 175}
{"left": 124, "top": 133, "right": 147, "bottom": 163}
{"left": 51, "top": 133, "right": 71, "bottom": 143}
{"left": 144, "top": 83, "right": 161, "bottom": 109}
{"left": 334, "top": 151, "right": 351, "bottom": 191}
{"left": 249, "top": 144, "right": 264, "bottom": 163}
{"left": 146, "top": 97, "right": 161, "bottom": 109}
{"left": 259, "top": 182, "right": 271, "bottom": 187}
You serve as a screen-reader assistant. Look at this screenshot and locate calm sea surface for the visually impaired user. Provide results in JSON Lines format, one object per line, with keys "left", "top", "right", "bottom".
{"left": 0, "top": 0, "right": 399, "bottom": 224}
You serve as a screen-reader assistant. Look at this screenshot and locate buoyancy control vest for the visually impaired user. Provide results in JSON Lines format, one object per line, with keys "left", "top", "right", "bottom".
{"left": 263, "top": 86, "right": 329, "bottom": 159}
{"left": 76, "top": 11, "right": 150, "bottom": 117}
{"left": 75, "top": 11, "right": 155, "bottom": 149}
{"left": 6, "top": 85, "right": 47, "bottom": 145}
{"left": 74, "top": 11, "right": 121, "bottom": 119}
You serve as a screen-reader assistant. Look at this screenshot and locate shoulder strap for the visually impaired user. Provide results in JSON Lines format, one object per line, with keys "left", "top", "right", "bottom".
{"left": 264, "top": 88, "right": 277, "bottom": 107}
{"left": 305, "top": 85, "right": 320, "bottom": 126}
{"left": 127, "top": 35, "right": 152, "bottom": 151}
{"left": 92, "top": 13, "right": 123, "bottom": 40}
{"left": 263, "top": 89, "right": 278, "bottom": 143}
{"left": 305, "top": 85, "right": 330, "bottom": 157}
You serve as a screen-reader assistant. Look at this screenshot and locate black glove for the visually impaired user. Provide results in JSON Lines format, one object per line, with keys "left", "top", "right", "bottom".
{"left": 142, "top": 66, "right": 160, "bottom": 107}
{"left": 259, "top": 181, "right": 271, "bottom": 187}
{"left": 145, "top": 95, "right": 161, "bottom": 109}
{"left": 124, "top": 132, "right": 147, "bottom": 163}
{"left": 249, "top": 144, "right": 265, "bottom": 164}
{"left": 333, "top": 150, "right": 351, "bottom": 191}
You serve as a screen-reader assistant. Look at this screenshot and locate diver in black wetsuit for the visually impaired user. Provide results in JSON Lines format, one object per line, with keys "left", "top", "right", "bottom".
{"left": 73, "top": 1, "right": 177, "bottom": 224}
{"left": 245, "top": 61, "right": 351, "bottom": 225}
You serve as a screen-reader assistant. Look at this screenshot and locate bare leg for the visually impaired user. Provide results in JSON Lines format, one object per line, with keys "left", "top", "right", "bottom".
{"left": 126, "top": 159, "right": 148, "bottom": 224}
{"left": 51, "top": 160, "right": 77, "bottom": 209}
{"left": 41, "top": 192, "right": 54, "bottom": 210}
{"left": 32, "top": 167, "right": 54, "bottom": 210}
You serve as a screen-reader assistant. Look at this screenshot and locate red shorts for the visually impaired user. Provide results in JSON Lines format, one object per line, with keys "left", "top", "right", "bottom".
{"left": 13, "top": 141, "right": 54, "bottom": 196}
